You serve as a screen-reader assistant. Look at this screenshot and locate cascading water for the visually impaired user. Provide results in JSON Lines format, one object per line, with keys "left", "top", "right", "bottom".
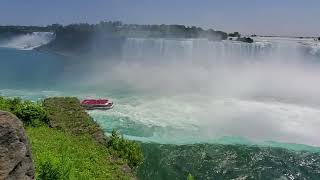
{"left": 121, "top": 37, "right": 318, "bottom": 65}
{"left": 0, "top": 32, "right": 55, "bottom": 50}
{"left": 1, "top": 36, "right": 320, "bottom": 179}
{"left": 82, "top": 37, "right": 320, "bottom": 148}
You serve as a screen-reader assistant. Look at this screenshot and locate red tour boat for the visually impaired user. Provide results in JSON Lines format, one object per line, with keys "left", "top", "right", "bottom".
{"left": 80, "top": 99, "right": 114, "bottom": 110}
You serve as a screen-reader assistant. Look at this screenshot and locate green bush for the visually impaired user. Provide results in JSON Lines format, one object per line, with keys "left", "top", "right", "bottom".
{"left": 13, "top": 101, "right": 48, "bottom": 126}
{"left": 0, "top": 96, "right": 11, "bottom": 111}
{"left": 0, "top": 97, "right": 47, "bottom": 126}
{"left": 38, "top": 159, "right": 71, "bottom": 180}
{"left": 187, "top": 173, "right": 194, "bottom": 180}
{"left": 108, "top": 130, "right": 143, "bottom": 168}
{"left": 27, "top": 126, "right": 132, "bottom": 179}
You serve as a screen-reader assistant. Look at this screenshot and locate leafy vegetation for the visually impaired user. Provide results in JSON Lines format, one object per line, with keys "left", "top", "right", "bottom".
{"left": 0, "top": 25, "right": 51, "bottom": 37}
{"left": 187, "top": 173, "right": 195, "bottom": 180}
{"left": 0, "top": 97, "right": 47, "bottom": 126}
{"left": 237, "top": 37, "right": 254, "bottom": 43}
{"left": 1, "top": 21, "right": 230, "bottom": 56}
{"left": 1, "top": 96, "right": 143, "bottom": 178}
{"left": 47, "top": 21, "right": 229, "bottom": 40}
{"left": 26, "top": 126, "right": 132, "bottom": 179}
{"left": 34, "top": 21, "right": 229, "bottom": 57}
{"left": 0, "top": 21, "right": 229, "bottom": 40}
{"left": 38, "top": 158, "right": 71, "bottom": 180}
{"left": 108, "top": 130, "right": 144, "bottom": 168}
{"left": 43, "top": 97, "right": 143, "bottom": 169}
{"left": 43, "top": 97, "right": 108, "bottom": 144}
{"left": 228, "top": 32, "right": 241, "bottom": 37}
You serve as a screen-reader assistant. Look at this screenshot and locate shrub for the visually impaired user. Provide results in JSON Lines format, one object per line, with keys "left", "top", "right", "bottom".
{"left": 0, "top": 97, "right": 9, "bottom": 111}
{"left": 228, "top": 32, "right": 241, "bottom": 37}
{"left": 0, "top": 96, "right": 48, "bottom": 126}
{"left": 38, "top": 158, "right": 71, "bottom": 180}
{"left": 237, "top": 37, "right": 254, "bottom": 43}
{"left": 187, "top": 173, "right": 195, "bottom": 180}
{"left": 108, "top": 130, "right": 143, "bottom": 168}
{"left": 13, "top": 101, "right": 48, "bottom": 126}
{"left": 38, "top": 160, "right": 62, "bottom": 180}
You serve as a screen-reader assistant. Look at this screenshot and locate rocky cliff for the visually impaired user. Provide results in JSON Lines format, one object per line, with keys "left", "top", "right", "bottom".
{"left": 0, "top": 111, "right": 35, "bottom": 180}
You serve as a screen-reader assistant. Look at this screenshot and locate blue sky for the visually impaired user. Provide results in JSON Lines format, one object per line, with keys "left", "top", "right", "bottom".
{"left": 0, "top": 0, "right": 319, "bottom": 36}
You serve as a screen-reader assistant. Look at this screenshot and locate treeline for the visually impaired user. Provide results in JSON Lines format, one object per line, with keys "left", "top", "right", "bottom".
{"left": 50, "top": 21, "right": 229, "bottom": 41}
{"left": 0, "top": 21, "right": 256, "bottom": 56}
{"left": 0, "top": 25, "right": 51, "bottom": 35}
{"left": 32, "top": 21, "right": 232, "bottom": 56}
{"left": 0, "top": 21, "right": 229, "bottom": 40}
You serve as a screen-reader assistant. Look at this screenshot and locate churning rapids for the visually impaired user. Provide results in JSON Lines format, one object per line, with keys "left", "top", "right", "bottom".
{"left": 1, "top": 35, "right": 320, "bottom": 149}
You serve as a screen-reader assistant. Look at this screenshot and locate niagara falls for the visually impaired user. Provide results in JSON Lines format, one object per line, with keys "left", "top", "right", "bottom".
{"left": 1, "top": 1, "right": 320, "bottom": 179}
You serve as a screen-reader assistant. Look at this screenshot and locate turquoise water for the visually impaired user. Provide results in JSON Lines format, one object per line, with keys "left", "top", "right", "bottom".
{"left": 0, "top": 47, "right": 65, "bottom": 89}
{"left": 1, "top": 47, "right": 320, "bottom": 179}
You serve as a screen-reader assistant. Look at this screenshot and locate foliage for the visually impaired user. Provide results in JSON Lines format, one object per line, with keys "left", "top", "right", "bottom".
{"left": 0, "top": 25, "right": 52, "bottom": 36}
{"left": 26, "top": 126, "right": 132, "bottom": 180}
{"left": 108, "top": 130, "right": 144, "bottom": 168}
{"left": 187, "top": 173, "right": 195, "bottom": 180}
{"left": 49, "top": 21, "right": 229, "bottom": 40}
{"left": 13, "top": 101, "right": 48, "bottom": 126}
{"left": 38, "top": 158, "right": 71, "bottom": 180}
{"left": 228, "top": 32, "right": 241, "bottom": 37}
{"left": 2, "top": 96, "right": 142, "bottom": 177}
{"left": 43, "top": 97, "right": 143, "bottom": 168}
{"left": 0, "top": 96, "right": 47, "bottom": 126}
{"left": 237, "top": 37, "right": 254, "bottom": 43}
{"left": 42, "top": 97, "right": 106, "bottom": 143}
{"left": 0, "top": 21, "right": 231, "bottom": 56}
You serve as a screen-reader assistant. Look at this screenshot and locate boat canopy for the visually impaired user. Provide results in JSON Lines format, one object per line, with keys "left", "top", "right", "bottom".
{"left": 81, "top": 99, "right": 109, "bottom": 105}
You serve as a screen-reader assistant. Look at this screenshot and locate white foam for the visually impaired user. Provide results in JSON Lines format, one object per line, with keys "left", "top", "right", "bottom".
{"left": 0, "top": 32, "right": 55, "bottom": 50}
{"left": 90, "top": 95, "right": 320, "bottom": 146}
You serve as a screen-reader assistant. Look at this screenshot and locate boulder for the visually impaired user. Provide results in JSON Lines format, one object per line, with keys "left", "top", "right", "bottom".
{"left": 0, "top": 111, "right": 34, "bottom": 180}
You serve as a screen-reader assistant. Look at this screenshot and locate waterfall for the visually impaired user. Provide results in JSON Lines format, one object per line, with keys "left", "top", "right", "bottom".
{"left": 0, "top": 32, "right": 55, "bottom": 50}
{"left": 122, "top": 37, "right": 319, "bottom": 65}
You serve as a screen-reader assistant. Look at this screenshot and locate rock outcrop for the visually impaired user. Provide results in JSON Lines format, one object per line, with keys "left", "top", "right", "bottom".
{"left": 0, "top": 111, "right": 35, "bottom": 180}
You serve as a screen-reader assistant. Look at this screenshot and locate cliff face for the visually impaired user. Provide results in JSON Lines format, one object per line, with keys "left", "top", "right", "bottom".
{"left": 0, "top": 111, "right": 35, "bottom": 180}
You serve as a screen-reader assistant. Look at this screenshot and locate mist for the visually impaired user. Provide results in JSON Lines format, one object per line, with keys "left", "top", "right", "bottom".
{"left": 82, "top": 38, "right": 320, "bottom": 104}
{"left": 67, "top": 37, "right": 320, "bottom": 146}
{"left": 2, "top": 35, "right": 320, "bottom": 146}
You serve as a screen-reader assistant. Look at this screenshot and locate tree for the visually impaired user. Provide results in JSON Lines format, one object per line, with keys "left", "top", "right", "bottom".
{"left": 237, "top": 37, "right": 254, "bottom": 43}
{"left": 228, "top": 32, "right": 241, "bottom": 37}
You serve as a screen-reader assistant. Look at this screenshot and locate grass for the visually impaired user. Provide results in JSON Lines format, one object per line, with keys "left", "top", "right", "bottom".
{"left": 108, "top": 130, "right": 144, "bottom": 168}
{"left": 43, "top": 97, "right": 107, "bottom": 145}
{"left": 26, "top": 125, "right": 132, "bottom": 180}
{"left": 43, "top": 97, "right": 143, "bottom": 168}
{"left": 0, "top": 96, "right": 48, "bottom": 126}
{"left": 1, "top": 96, "right": 143, "bottom": 179}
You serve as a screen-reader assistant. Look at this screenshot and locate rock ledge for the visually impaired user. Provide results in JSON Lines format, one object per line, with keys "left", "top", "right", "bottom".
{"left": 0, "top": 111, "right": 34, "bottom": 180}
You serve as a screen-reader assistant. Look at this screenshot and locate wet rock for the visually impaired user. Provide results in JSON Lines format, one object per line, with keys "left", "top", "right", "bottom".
{"left": 0, "top": 111, "right": 35, "bottom": 180}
